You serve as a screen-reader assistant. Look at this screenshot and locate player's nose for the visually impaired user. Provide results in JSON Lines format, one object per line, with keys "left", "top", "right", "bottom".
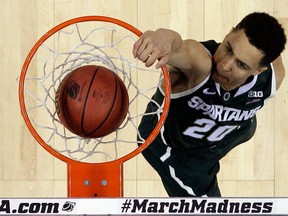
{"left": 220, "top": 57, "right": 233, "bottom": 73}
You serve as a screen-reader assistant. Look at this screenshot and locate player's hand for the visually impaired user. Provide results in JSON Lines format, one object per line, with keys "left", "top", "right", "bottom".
{"left": 133, "top": 29, "right": 181, "bottom": 69}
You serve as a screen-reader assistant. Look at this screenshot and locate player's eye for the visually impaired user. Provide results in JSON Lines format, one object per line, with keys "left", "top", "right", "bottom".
{"left": 236, "top": 61, "right": 247, "bottom": 70}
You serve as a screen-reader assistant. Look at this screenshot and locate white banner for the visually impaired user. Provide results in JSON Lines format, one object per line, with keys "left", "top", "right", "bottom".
{"left": 0, "top": 197, "right": 288, "bottom": 215}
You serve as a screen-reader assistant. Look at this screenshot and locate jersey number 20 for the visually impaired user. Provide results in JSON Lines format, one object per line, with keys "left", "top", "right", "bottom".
{"left": 183, "top": 118, "right": 238, "bottom": 142}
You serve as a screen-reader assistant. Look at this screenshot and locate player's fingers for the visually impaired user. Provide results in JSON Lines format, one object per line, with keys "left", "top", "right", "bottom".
{"left": 144, "top": 52, "right": 158, "bottom": 67}
{"left": 132, "top": 38, "right": 143, "bottom": 58}
{"left": 137, "top": 43, "right": 155, "bottom": 63}
{"left": 155, "top": 56, "right": 169, "bottom": 69}
{"left": 133, "top": 31, "right": 153, "bottom": 58}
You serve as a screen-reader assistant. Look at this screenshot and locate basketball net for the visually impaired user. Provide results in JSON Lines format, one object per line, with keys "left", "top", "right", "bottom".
{"left": 19, "top": 16, "right": 170, "bottom": 197}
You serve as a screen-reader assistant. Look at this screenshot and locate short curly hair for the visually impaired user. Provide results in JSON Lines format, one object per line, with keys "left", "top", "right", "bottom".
{"left": 234, "top": 12, "right": 286, "bottom": 66}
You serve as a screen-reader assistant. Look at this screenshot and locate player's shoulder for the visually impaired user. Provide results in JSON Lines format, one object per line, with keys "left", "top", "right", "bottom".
{"left": 184, "top": 39, "right": 219, "bottom": 57}
{"left": 200, "top": 40, "right": 220, "bottom": 56}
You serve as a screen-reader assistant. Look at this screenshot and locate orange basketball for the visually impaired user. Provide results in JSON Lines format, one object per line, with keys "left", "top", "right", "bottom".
{"left": 55, "top": 65, "right": 129, "bottom": 138}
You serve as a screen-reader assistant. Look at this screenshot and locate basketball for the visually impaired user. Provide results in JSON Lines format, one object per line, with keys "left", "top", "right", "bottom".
{"left": 55, "top": 65, "right": 129, "bottom": 138}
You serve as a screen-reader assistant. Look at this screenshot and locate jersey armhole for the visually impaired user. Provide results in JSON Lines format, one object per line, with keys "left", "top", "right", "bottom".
{"left": 159, "top": 74, "right": 211, "bottom": 99}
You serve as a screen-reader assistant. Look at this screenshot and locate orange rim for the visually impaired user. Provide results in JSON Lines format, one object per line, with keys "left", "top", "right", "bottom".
{"left": 18, "top": 16, "right": 171, "bottom": 165}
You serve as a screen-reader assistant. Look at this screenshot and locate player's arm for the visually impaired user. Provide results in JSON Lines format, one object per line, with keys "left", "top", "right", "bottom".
{"left": 272, "top": 56, "right": 285, "bottom": 90}
{"left": 132, "top": 28, "right": 212, "bottom": 78}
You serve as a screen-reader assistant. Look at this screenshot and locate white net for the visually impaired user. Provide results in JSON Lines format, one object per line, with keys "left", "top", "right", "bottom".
{"left": 21, "top": 19, "right": 167, "bottom": 163}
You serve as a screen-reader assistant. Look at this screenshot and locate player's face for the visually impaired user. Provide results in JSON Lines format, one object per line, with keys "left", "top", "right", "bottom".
{"left": 212, "top": 29, "right": 267, "bottom": 91}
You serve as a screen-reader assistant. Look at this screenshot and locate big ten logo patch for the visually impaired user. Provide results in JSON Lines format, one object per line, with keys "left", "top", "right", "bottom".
{"left": 248, "top": 91, "right": 263, "bottom": 98}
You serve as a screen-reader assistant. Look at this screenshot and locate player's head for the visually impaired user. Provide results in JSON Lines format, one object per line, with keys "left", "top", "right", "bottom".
{"left": 212, "top": 12, "right": 286, "bottom": 91}
{"left": 234, "top": 12, "right": 286, "bottom": 66}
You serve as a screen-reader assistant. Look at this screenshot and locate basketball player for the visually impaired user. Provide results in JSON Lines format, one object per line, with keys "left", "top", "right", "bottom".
{"left": 132, "top": 12, "right": 286, "bottom": 196}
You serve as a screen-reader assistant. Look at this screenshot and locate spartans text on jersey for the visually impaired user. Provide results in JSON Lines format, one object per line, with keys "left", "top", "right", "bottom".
{"left": 188, "top": 96, "right": 261, "bottom": 122}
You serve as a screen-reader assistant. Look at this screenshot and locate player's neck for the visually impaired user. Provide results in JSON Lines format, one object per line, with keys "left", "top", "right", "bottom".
{"left": 219, "top": 76, "right": 254, "bottom": 91}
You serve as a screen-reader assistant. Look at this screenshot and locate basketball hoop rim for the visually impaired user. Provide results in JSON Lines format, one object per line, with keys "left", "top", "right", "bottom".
{"left": 18, "top": 15, "right": 171, "bottom": 165}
